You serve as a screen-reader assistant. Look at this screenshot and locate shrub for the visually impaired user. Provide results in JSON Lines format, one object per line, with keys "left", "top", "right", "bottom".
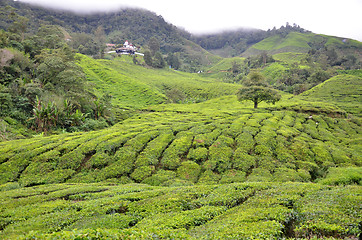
{"left": 204, "top": 144, "right": 233, "bottom": 173}
{"left": 318, "top": 167, "right": 362, "bottom": 185}
{"left": 0, "top": 182, "right": 20, "bottom": 191}
{"left": 198, "top": 170, "right": 221, "bottom": 185}
{"left": 87, "top": 152, "right": 111, "bottom": 169}
{"left": 272, "top": 168, "right": 304, "bottom": 182}
{"left": 162, "top": 178, "right": 194, "bottom": 187}
{"left": 219, "top": 170, "right": 246, "bottom": 184}
{"left": 235, "top": 132, "right": 254, "bottom": 153}
{"left": 187, "top": 147, "right": 208, "bottom": 163}
{"left": 161, "top": 135, "right": 193, "bottom": 170}
{"left": 233, "top": 149, "right": 256, "bottom": 172}
{"left": 246, "top": 168, "right": 273, "bottom": 182}
{"left": 78, "top": 118, "right": 109, "bottom": 131}
{"left": 142, "top": 170, "right": 176, "bottom": 186}
{"left": 257, "top": 156, "right": 278, "bottom": 171}
{"left": 177, "top": 161, "right": 201, "bottom": 183}
{"left": 328, "top": 146, "right": 351, "bottom": 165}
{"left": 130, "top": 166, "right": 155, "bottom": 182}
{"left": 135, "top": 131, "right": 174, "bottom": 167}
{"left": 311, "top": 142, "right": 333, "bottom": 165}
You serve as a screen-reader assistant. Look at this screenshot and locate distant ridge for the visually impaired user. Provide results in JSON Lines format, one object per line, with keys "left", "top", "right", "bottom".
{"left": 2, "top": 0, "right": 361, "bottom": 61}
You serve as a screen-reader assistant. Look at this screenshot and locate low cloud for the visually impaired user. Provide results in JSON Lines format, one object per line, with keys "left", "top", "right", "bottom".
{"left": 19, "top": 0, "right": 132, "bottom": 13}
{"left": 18, "top": 0, "right": 362, "bottom": 41}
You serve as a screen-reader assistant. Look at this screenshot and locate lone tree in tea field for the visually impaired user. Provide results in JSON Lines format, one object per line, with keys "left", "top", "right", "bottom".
{"left": 237, "top": 71, "right": 281, "bottom": 108}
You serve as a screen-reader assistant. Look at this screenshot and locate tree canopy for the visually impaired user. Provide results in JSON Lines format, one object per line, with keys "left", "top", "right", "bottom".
{"left": 237, "top": 71, "right": 281, "bottom": 108}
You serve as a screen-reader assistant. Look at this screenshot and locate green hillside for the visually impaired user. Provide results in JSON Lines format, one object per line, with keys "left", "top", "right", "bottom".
{"left": 299, "top": 74, "right": 362, "bottom": 116}
{"left": 248, "top": 32, "right": 313, "bottom": 52}
{"left": 242, "top": 32, "right": 362, "bottom": 57}
{"left": 1, "top": 91, "right": 361, "bottom": 238}
{"left": 0, "top": 1, "right": 362, "bottom": 239}
{"left": 1, "top": 0, "right": 220, "bottom": 72}
{"left": 201, "top": 57, "right": 245, "bottom": 79}
{"left": 0, "top": 94, "right": 360, "bottom": 186}
{"left": 77, "top": 54, "right": 167, "bottom": 109}
{"left": 78, "top": 54, "right": 238, "bottom": 106}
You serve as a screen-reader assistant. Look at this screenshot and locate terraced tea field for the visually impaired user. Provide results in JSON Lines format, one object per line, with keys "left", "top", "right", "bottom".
{"left": 0, "top": 55, "right": 361, "bottom": 239}
{"left": 0, "top": 106, "right": 360, "bottom": 187}
{"left": 78, "top": 54, "right": 238, "bottom": 108}
{"left": 0, "top": 182, "right": 360, "bottom": 239}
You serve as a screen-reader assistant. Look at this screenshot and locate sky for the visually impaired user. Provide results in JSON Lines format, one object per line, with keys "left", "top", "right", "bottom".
{"left": 18, "top": 0, "right": 362, "bottom": 41}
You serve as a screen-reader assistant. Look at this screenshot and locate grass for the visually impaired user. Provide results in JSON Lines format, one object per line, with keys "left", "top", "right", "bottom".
{"left": 77, "top": 54, "right": 167, "bottom": 109}
{"left": 201, "top": 57, "right": 245, "bottom": 78}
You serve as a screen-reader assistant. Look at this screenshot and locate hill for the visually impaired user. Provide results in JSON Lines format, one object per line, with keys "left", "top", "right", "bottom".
{"left": 0, "top": 93, "right": 361, "bottom": 238}
{"left": 0, "top": 92, "right": 360, "bottom": 186}
{"left": 77, "top": 54, "right": 238, "bottom": 107}
{"left": 242, "top": 32, "right": 362, "bottom": 58}
{"left": 0, "top": 0, "right": 219, "bottom": 72}
{"left": 243, "top": 32, "right": 315, "bottom": 56}
{"left": 0, "top": 1, "right": 361, "bottom": 239}
{"left": 192, "top": 28, "right": 266, "bottom": 57}
{"left": 299, "top": 74, "right": 362, "bottom": 117}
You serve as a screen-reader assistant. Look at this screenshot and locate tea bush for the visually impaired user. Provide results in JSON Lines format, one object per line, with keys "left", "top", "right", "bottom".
{"left": 0, "top": 182, "right": 360, "bottom": 239}
{"left": 177, "top": 161, "right": 201, "bottom": 183}
{"left": 318, "top": 167, "right": 362, "bottom": 185}
{"left": 0, "top": 95, "right": 360, "bottom": 188}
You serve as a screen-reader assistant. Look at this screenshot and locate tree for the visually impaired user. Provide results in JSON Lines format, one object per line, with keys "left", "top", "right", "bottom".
{"left": 144, "top": 50, "right": 153, "bottom": 66}
{"left": 148, "top": 37, "right": 160, "bottom": 56}
{"left": 166, "top": 53, "right": 181, "bottom": 69}
{"left": 237, "top": 71, "right": 281, "bottom": 108}
{"left": 231, "top": 60, "right": 242, "bottom": 75}
{"left": 237, "top": 86, "right": 281, "bottom": 109}
{"left": 153, "top": 52, "right": 165, "bottom": 68}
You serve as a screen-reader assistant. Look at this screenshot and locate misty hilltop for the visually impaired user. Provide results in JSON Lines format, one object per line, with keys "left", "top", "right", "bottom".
{"left": 2, "top": 0, "right": 362, "bottom": 60}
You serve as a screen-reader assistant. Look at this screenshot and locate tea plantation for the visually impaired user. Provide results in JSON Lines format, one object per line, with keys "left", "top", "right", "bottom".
{"left": 0, "top": 182, "right": 360, "bottom": 239}
{"left": 77, "top": 54, "right": 239, "bottom": 108}
{"left": 0, "top": 56, "right": 361, "bottom": 239}
{"left": 1, "top": 97, "right": 361, "bottom": 238}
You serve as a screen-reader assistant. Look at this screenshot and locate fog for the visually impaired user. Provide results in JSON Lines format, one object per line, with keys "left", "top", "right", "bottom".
{"left": 18, "top": 0, "right": 362, "bottom": 41}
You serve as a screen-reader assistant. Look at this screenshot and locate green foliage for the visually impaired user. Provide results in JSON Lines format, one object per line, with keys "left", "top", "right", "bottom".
{"left": 152, "top": 52, "right": 166, "bottom": 68}
{"left": 92, "top": 55, "right": 238, "bottom": 104}
{"left": 219, "top": 169, "right": 246, "bottom": 184}
{"left": 294, "top": 185, "right": 361, "bottom": 238}
{"left": 237, "top": 71, "right": 281, "bottom": 108}
{"left": 300, "top": 74, "right": 362, "bottom": 116}
{"left": 0, "top": 181, "right": 360, "bottom": 239}
{"left": 0, "top": 4, "right": 361, "bottom": 238}
{"left": 161, "top": 134, "right": 193, "bottom": 170}
{"left": 1, "top": 99, "right": 360, "bottom": 186}
{"left": 177, "top": 161, "right": 201, "bottom": 183}
{"left": 237, "top": 85, "right": 281, "bottom": 108}
{"left": 318, "top": 167, "right": 362, "bottom": 185}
